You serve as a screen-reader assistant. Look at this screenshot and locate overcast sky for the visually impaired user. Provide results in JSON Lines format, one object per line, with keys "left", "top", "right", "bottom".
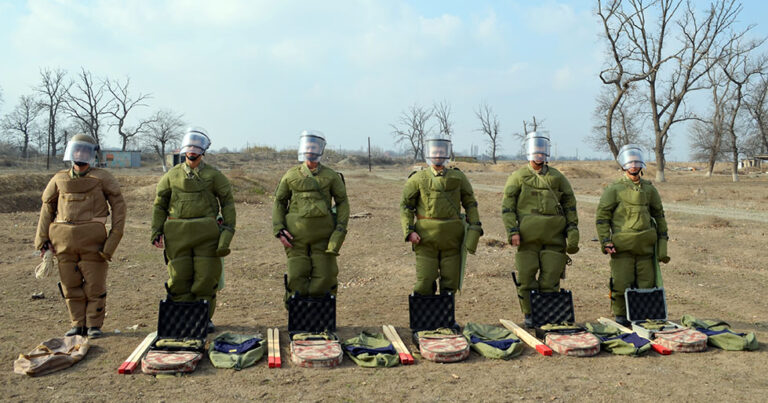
{"left": 1, "top": 0, "right": 767, "bottom": 160}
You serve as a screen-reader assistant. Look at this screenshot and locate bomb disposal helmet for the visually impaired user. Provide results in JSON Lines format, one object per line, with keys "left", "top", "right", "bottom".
{"left": 180, "top": 127, "right": 211, "bottom": 155}
{"left": 63, "top": 133, "right": 98, "bottom": 165}
{"left": 424, "top": 135, "right": 452, "bottom": 166}
{"left": 525, "top": 131, "right": 550, "bottom": 163}
{"left": 617, "top": 144, "right": 646, "bottom": 170}
{"left": 298, "top": 130, "right": 326, "bottom": 162}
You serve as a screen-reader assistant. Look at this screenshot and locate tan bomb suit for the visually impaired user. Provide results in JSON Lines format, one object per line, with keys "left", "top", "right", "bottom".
{"left": 35, "top": 168, "right": 126, "bottom": 328}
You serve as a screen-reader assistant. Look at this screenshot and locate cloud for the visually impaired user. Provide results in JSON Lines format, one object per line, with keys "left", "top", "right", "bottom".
{"left": 553, "top": 66, "right": 574, "bottom": 90}
{"left": 419, "top": 14, "right": 462, "bottom": 45}
{"left": 473, "top": 11, "right": 498, "bottom": 43}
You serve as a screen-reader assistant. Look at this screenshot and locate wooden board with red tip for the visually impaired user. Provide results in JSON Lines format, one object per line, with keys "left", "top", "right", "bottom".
{"left": 499, "top": 319, "right": 553, "bottom": 356}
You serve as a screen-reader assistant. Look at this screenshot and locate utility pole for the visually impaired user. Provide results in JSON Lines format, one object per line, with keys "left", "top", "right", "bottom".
{"left": 368, "top": 137, "right": 371, "bottom": 172}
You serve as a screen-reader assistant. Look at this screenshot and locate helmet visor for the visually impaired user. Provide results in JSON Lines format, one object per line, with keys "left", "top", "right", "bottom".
{"left": 526, "top": 135, "right": 550, "bottom": 162}
{"left": 180, "top": 132, "right": 210, "bottom": 155}
{"left": 425, "top": 139, "right": 452, "bottom": 166}
{"left": 298, "top": 134, "right": 326, "bottom": 162}
{"left": 618, "top": 146, "right": 646, "bottom": 170}
{"left": 63, "top": 141, "right": 97, "bottom": 165}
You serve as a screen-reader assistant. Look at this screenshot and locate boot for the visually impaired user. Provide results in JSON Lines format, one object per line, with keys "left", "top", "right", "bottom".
{"left": 87, "top": 327, "right": 103, "bottom": 338}
{"left": 207, "top": 320, "right": 215, "bottom": 333}
{"left": 65, "top": 326, "right": 85, "bottom": 337}
{"left": 523, "top": 314, "right": 533, "bottom": 329}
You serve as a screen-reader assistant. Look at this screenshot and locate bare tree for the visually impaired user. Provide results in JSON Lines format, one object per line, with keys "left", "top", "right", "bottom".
{"left": 595, "top": 0, "right": 660, "bottom": 159}
{"left": 522, "top": 116, "right": 543, "bottom": 134}
{"left": 589, "top": 87, "right": 646, "bottom": 154}
{"left": 720, "top": 40, "right": 766, "bottom": 181}
{"left": 145, "top": 109, "right": 185, "bottom": 172}
{"left": 1, "top": 95, "right": 41, "bottom": 158}
{"left": 475, "top": 102, "right": 502, "bottom": 164}
{"left": 602, "top": 0, "right": 748, "bottom": 182}
{"left": 689, "top": 115, "right": 728, "bottom": 164}
{"left": 36, "top": 68, "right": 70, "bottom": 169}
{"left": 106, "top": 77, "right": 155, "bottom": 151}
{"left": 744, "top": 75, "right": 768, "bottom": 153}
{"left": 391, "top": 103, "right": 432, "bottom": 162}
{"left": 694, "top": 64, "right": 732, "bottom": 176}
{"left": 64, "top": 68, "right": 113, "bottom": 153}
{"left": 433, "top": 100, "right": 453, "bottom": 137}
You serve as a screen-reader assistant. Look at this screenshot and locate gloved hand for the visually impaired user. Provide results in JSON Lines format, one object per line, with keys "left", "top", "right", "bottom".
{"left": 566, "top": 229, "right": 579, "bottom": 254}
{"left": 407, "top": 232, "right": 421, "bottom": 244}
{"left": 102, "top": 233, "right": 121, "bottom": 260}
{"left": 216, "top": 229, "right": 235, "bottom": 257}
{"left": 40, "top": 240, "right": 56, "bottom": 258}
{"left": 465, "top": 225, "right": 483, "bottom": 255}
{"left": 277, "top": 229, "right": 293, "bottom": 248}
{"left": 603, "top": 242, "right": 616, "bottom": 254}
{"left": 657, "top": 238, "right": 670, "bottom": 264}
{"left": 151, "top": 234, "right": 164, "bottom": 248}
{"left": 325, "top": 227, "right": 347, "bottom": 256}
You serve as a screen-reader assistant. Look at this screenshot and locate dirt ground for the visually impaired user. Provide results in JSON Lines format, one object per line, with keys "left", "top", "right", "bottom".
{"left": 1, "top": 159, "right": 767, "bottom": 402}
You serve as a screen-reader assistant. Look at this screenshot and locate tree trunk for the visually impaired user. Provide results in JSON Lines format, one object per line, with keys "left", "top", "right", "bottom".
{"left": 22, "top": 133, "right": 29, "bottom": 159}
{"left": 161, "top": 143, "right": 167, "bottom": 172}
{"left": 654, "top": 146, "right": 666, "bottom": 183}
{"left": 731, "top": 148, "right": 739, "bottom": 182}
{"left": 705, "top": 156, "right": 716, "bottom": 177}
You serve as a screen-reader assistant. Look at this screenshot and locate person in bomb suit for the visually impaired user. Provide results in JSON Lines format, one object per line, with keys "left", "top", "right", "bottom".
{"left": 273, "top": 130, "right": 349, "bottom": 305}
{"left": 35, "top": 133, "right": 127, "bottom": 338}
{"left": 151, "top": 127, "right": 235, "bottom": 332}
{"left": 596, "top": 144, "right": 669, "bottom": 326}
{"left": 400, "top": 135, "right": 483, "bottom": 295}
{"left": 501, "top": 132, "right": 579, "bottom": 328}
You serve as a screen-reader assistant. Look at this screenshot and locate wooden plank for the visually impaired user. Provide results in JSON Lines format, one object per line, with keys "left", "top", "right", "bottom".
{"left": 268, "top": 328, "right": 282, "bottom": 368}
{"left": 267, "top": 328, "right": 275, "bottom": 368}
{"left": 268, "top": 328, "right": 281, "bottom": 368}
{"left": 118, "top": 331, "right": 157, "bottom": 374}
{"left": 382, "top": 325, "right": 414, "bottom": 365}
{"left": 597, "top": 317, "right": 672, "bottom": 355}
{"left": 499, "top": 319, "right": 552, "bottom": 356}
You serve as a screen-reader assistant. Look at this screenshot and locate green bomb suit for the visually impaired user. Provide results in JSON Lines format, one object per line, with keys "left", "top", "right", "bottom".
{"left": 273, "top": 164, "right": 349, "bottom": 302}
{"left": 596, "top": 177, "right": 668, "bottom": 316}
{"left": 502, "top": 165, "right": 578, "bottom": 314}
{"left": 400, "top": 167, "right": 482, "bottom": 295}
{"left": 151, "top": 162, "right": 236, "bottom": 318}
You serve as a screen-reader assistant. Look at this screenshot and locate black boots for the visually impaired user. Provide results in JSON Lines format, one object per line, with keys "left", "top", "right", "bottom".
{"left": 65, "top": 326, "right": 85, "bottom": 337}
{"left": 87, "top": 327, "right": 103, "bottom": 338}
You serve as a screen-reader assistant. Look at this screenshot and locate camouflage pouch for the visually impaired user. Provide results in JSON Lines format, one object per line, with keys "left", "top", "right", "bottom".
{"left": 680, "top": 314, "right": 758, "bottom": 351}
{"left": 462, "top": 322, "right": 523, "bottom": 360}
{"left": 342, "top": 331, "right": 399, "bottom": 368}
{"left": 208, "top": 332, "right": 265, "bottom": 370}
{"left": 586, "top": 323, "right": 651, "bottom": 356}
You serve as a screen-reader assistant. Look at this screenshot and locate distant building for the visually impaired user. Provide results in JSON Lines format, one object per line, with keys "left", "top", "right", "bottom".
{"left": 738, "top": 154, "right": 768, "bottom": 170}
{"left": 166, "top": 150, "right": 186, "bottom": 168}
{"left": 101, "top": 149, "right": 142, "bottom": 168}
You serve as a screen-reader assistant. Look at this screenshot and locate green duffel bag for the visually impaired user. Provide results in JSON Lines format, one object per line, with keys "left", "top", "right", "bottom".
{"left": 342, "top": 331, "right": 399, "bottom": 368}
{"left": 585, "top": 323, "right": 652, "bottom": 356}
{"left": 680, "top": 315, "right": 758, "bottom": 351}
{"left": 208, "top": 332, "right": 266, "bottom": 370}
{"left": 462, "top": 322, "right": 523, "bottom": 360}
